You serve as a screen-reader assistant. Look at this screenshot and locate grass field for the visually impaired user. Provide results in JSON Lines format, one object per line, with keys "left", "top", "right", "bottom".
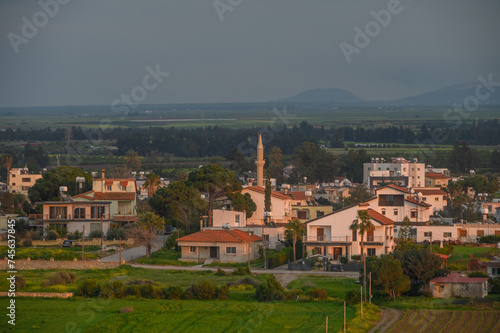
{"left": 447, "top": 245, "right": 497, "bottom": 269}
{"left": 287, "top": 276, "right": 359, "bottom": 300}
{"left": 385, "top": 310, "right": 500, "bottom": 333}
{"left": 5, "top": 298, "right": 356, "bottom": 333}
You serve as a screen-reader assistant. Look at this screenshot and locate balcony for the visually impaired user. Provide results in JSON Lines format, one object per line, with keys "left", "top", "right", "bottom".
{"left": 31, "top": 214, "right": 111, "bottom": 221}
{"left": 364, "top": 236, "right": 384, "bottom": 244}
{"left": 304, "top": 235, "right": 352, "bottom": 243}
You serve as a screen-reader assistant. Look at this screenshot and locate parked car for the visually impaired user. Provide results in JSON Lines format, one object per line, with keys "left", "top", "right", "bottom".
{"left": 62, "top": 240, "right": 80, "bottom": 248}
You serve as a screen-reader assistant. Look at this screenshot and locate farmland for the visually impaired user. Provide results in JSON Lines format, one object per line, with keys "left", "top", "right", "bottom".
{"left": 385, "top": 310, "right": 500, "bottom": 333}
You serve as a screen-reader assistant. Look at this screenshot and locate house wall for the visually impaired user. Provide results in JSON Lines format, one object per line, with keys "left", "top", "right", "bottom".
{"left": 291, "top": 205, "right": 333, "bottom": 222}
{"left": 8, "top": 168, "right": 42, "bottom": 196}
{"left": 43, "top": 220, "right": 111, "bottom": 237}
{"left": 372, "top": 188, "right": 431, "bottom": 223}
{"left": 364, "top": 161, "right": 425, "bottom": 188}
{"left": 212, "top": 210, "right": 246, "bottom": 228}
{"left": 178, "top": 241, "right": 261, "bottom": 263}
{"left": 240, "top": 226, "right": 283, "bottom": 250}
{"left": 242, "top": 189, "right": 291, "bottom": 225}
{"left": 431, "top": 282, "right": 488, "bottom": 298}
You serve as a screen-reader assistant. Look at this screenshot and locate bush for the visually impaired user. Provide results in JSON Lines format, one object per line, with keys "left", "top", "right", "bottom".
{"left": 42, "top": 271, "right": 76, "bottom": 287}
{"left": 183, "top": 288, "right": 195, "bottom": 300}
{"left": 479, "top": 235, "right": 500, "bottom": 244}
{"left": 31, "top": 232, "right": 42, "bottom": 240}
{"left": 351, "top": 255, "right": 361, "bottom": 262}
{"left": 215, "top": 268, "right": 226, "bottom": 276}
{"left": 15, "top": 276, "right": 26, "bottom": 290}
{"left": 106, "top": 228, "right": 127, "bottom": 241}
{"left": 468, "top": 271, "right": 489, "bottom": 278}
{"left": 140, "top": 284, "right": 154, "bottom": 298}
{"left": 345, "top": 289, "right": 361, "bottom": 305}
{"left": 89, "top": 230, "right": 103, "bottom": 239}
{"left": 166, "top": 286, "right": 184, "bottom": 300}
{"left": 255, "top": 275, "right": 284, "bottom": 301}
{"left": 46, "top": 230, "right": 59, "bottom": 240}
{"left": 126, "top": 285, "right": 142, "bottom": 298}
{"left": 192, "top": 281, "right": 216, "bottom": 300}
{"left": 340, "top": 256, "right": 348, "bottom": 264}
{"left": 153, "top": 287, "right": 165, "bottom": 299}
{"left": 216, "top": 285, "right": 229, "bottom": 300}
{"left": 78, "top": 279, "right": 100, "bottom": 297}
{"left": 232, "top": 267, "right": 251, "bottom": 276}
{"left": 67, "top": 230, "right": 82, "bottom": 240}
{"left": 285, "top": 289, "right": 303, "bottom": 300}
{"left": 308, "top": 288, "right": 328, "bottom": 300}
{"left": 227, "top": 278, "right": 259, "bottom": 288}
{"left": 267, "top": 247, "right": 293, "bottom": 269}
{"left": 489, "top": 278, "right": 500, "bottom": 294}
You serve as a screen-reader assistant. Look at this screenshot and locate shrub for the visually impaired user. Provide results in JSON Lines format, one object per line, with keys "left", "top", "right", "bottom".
{"left": 255, "top": 275, "right": 284, "bottom": 301}
{"left": 345, "top": 289, "right": 361, "bottom": 305}
{"left": 216, "top": 285, "right": 229, "bottom": 300}
{"left": 106, "top": 228, "right": 127, "bottom": 241}
{"left": 285, "top": 289, "right": 303, "bottom": 300}
{"left": 106, "top": 280, "right": 126, "bottom": 299}
{"left": 15, "top": 276, "right": 26, "bottom": 290}
{"left": 232, "top": 267, "right": 251, "bottom": 276}
{"left": 153, "top": 287, "right": 165, "bottom": 299}
{"left": 126, "top": 285, "right": 142, "bottom": 298}
{"left": 78, "top": 279, "right": 100, "bottom": 297}
{"left": 308, "top": 288, "right": 328, "bottom": 300}
{"left": 489, "top": 278, "right": 500, "bottom": 294}
{"left": 140, "top": 284, "right": 154, "bottom": 298}
{"left": 183, "top": 288, "right": 195, "bottom": 300}
{"left": 46, "top": 230, "right": 59, "bottom": 240}
{"left": 192, "top": 281, "right": 217, "bottom": 300}
{"left": 215, "top": 268, "right": 226, "bottom": 276}
{"left": 31, "top": 232, "right": 42, "bottom": 240}
{"left": 42, "top": 271, "right": 76, "bottom": 287}
{"left": 340, "top": 256, "right": 348, "bottom": 264}
{"left": 468, "top": 271, "right": 488, "bottom": 278}
{"left": 67, "top": 230, "right": 82, "bottom": 240}
{"left": 166, "top": 286, "right": 184, "bottom": 300}
{"left": 351, "top": 255, "right": 361, "bottom": 262}
{"left": 267, "top": 247, "right": 293, "bottom": 269}
{"left": 89, "top": 230, "right": 103, "bottom": 239}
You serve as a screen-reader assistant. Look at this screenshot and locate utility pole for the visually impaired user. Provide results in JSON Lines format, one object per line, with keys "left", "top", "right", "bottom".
{"left": 262, "top": 225, "right": 266, "bottom": 269}
{"left": 369, "top": 272, "right": 372, "bottom": 304}
{"left": 248, "top": 231, "right": 251, "bottom": 271}
{"left": 119, "top": 237, "right": 122, "bottom": 265}
{"left": 100, "top": 216, "right": 103, "bottom": 259}
{"left": 360, "top": 286, "right": 363, "bottom": 319}
{"left": 325, "top": 316, "right": 328, "bottom": 333}
{"left": 82, "top": 225, "right": 85, "bottom": 261}
{"left": 344, "top": 301, "right": 346, "bottom": 333}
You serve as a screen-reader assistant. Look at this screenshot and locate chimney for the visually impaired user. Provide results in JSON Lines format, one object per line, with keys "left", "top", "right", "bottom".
{"left": 101, "top": 169, "right": 106, "bottom": 193}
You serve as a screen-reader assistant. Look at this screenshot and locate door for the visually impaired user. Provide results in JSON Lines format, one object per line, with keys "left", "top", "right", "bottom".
{"left": 334, "top": 247, "right": 342, "bottom": 260}
{"left": 317, "top": 228, "right": 324, "bottom": 241}
{"left": 210, "top": 247, "right": 218, "bottom": 258}
{"left": 366, "top": 229, "right": 374, "bottom": 242}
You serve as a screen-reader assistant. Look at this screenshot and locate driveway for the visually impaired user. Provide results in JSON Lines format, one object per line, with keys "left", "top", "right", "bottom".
{"left": 101, "top": 235, "right": 165, "bottom": 263}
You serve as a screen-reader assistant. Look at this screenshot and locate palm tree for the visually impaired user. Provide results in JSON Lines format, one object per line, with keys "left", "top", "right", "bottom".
{"left": 447, "top": 181, "right": 462, "bottom": 200}
{"left": 143, "top": 173, "right": 161, "bottom": 198}
{"left": 285, "top": 218, "right": 305, "bottom": 264}
{"left": 128, "top": 211, "right": 164, "bottom": 257}
{"left": 125, "top": 149, "right": 141, "bottom": 171}
{"left": 350, "top": 209, "right": 374, "bottom": 302}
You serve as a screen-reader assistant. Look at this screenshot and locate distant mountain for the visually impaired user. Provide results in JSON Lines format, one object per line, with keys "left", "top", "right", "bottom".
{"left": 277, "top": 88, "right": 364, "bottom": 105}
{"left": 391, "top": 83, "right": 500, "bottom": 106}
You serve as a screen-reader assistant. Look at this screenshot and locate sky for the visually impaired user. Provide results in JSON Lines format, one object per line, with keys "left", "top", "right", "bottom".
{"left": 0, "top": 0, "right": 499, "bottom": 107}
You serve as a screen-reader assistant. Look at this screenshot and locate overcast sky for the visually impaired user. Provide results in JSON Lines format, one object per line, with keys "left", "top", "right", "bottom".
{"left": 0, "top": 0, "right": 499, "bottom": 107}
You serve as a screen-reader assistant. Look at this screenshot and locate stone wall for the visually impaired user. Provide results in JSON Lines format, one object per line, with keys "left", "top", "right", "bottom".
{"left": 0, "top": 238, "right": 134, "bottom": 247}
{"left": 0, "top": 259, "right": 120, "bottom": 270}
{"left": 0, "top": 292, "right": 73, "bottom": 298}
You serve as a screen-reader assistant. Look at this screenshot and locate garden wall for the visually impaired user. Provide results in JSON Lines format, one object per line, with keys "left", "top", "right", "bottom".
{"left": 0, "top": 258, "right": 120, "bottom": 270}
{"left": 0, "top": 238, "right": 134, "bottom": 247}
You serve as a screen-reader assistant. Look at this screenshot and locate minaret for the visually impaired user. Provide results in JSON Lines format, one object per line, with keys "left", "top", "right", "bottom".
{"left": 255, "top": 134, "right": 265, "bottom": 187}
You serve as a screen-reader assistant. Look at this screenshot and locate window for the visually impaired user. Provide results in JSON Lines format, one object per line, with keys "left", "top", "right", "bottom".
{"left": 411, "top": 211, "right": 417, "bottom": 218}
{"left": 106, "top": 185, "right": 112, "bottom": 191}
{"left": 225, "top": 247, "right": 236, "bottom": 254}
{"left": 435, "top": 197, "right": 439, "bottom": 201}
{"left": 235, "top": 215, "right": 240, "bottom": 225}
{"left": 367, "top": 248, "right": 376, "bottom": 257}
{"left": 352, "top": 230, "right": 357, "bottom": 241}
{"left": 11, "top": 174, "right": 15, "bottom": 178}
{"left": 121, "top": 185, "right": 127, "bottom": 191}
{"left": 189, "top": 246, "right": 196, "bottom": 253}
{"left": 22, "top": 177, "right": 30, "bottom": 182}
{"left": 393, "top": 210, "right": 398, "bottom": 216}
{"left": 428, "top": 181, "right": 432, "bottom": 185}
{"left": 422, "top": 197, "right": 427, "bottom": 201}
{"left": 316, "top": 211, "right": 325, "bottom": 218}
{"left": 91, "top": 206, "right": 105, "bottom": 219}
{"left": 477, "top": 230, "right": 484, "bottom": 237}
{"left": 459, "top": 229, "right": 467, "bottom": 237}
{"left": 381, "top": 210, "right": 386, "bottom": 215}
{"left": 366, "top": 229, "right": 374, "bottom": 242}
{"left": 443, "top": 232, "right": 452, "bottom": 237}
{"left": 424, "top": 232, "right": 432, "bottom": 237}
{"left": 297, "top": 211, "right": 307, "bottom": 219}
{"left": 12, "top": 183, "right": 16, "bottom": 186}
{"left": 74, "top": 208, "right": 85, "bottom": 219}
{"left": 49, "top": 206, "right": 67, "bottom": 219}
{"left": 21, "top": 186, "right": 30, "bottom": 191}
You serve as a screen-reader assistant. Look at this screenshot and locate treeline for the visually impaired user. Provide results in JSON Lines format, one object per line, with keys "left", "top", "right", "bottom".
{"left": 1, "top": 120, "right": 499, "bottom": 157}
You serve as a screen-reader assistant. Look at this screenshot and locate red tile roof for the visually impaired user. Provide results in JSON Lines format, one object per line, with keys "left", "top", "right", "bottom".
{"left": 415, "top": 188, "right": 448, "bottom": 196}
{"left": 367, "top": 209, "right": 395, "bottom": 225}
{"left": 426, "top": 172, "right": 451, "bottom": 180}
{"left": 430, "top": 275, "right": 488, "bottom": 284}
{"left": 288, "top": 191, "right": 307, "bottom": 201}
{"left": 381, "top": 184, "right": 409, "bottom": 193}
{"left": 243, "top": 186, "right": 291, "bottom": 200}
{"left": 177, "top": 229, "right": 262, "bottom": 243}
{"left": 405, "top": 197, "right": 432, "bottom": 207}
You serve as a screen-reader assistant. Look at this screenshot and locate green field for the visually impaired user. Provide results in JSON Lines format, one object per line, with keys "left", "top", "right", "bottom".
{"left": 447, "top": 245, "right": 497, "bottom": 270}
{"left": 5, "top": 298, "right": 355, "bottom": 333}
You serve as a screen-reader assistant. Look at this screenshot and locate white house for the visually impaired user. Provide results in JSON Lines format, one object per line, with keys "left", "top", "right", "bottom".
{"left": 364, "top": 157, "right": 425, "bottom": 189}
{"left": 304, "top": 204, "right": 395, "bottom": 261}
{"left": 241, "top": 186, "right": 292, "bottom": 225}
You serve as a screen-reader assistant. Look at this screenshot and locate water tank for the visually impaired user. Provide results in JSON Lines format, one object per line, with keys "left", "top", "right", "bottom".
{"left": 222, "top": 223, "right": 230, "bottom": 229}
{"left": 59, "top": 186, "right": 68, "bottom": 193}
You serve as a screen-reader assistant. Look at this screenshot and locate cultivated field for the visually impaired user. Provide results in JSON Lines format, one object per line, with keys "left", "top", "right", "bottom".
{"left": 385, "top": 310, "right": 500, "bottom": 333}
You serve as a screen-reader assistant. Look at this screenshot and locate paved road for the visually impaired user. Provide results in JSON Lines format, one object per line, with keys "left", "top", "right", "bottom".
{"left": 101, "top": 235, "right": 165, "bottom": 263}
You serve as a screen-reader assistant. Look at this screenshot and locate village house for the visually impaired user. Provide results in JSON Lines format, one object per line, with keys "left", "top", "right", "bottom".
{"left": 413, "top": 187, "right": 448, "bottom": 213}
{"left": 8, "top": 166, "right": 43, "bottom": 197}
{"left": 425, "top": 172, "right": 451, "bottom": 187}
{"left": 304, "top": 204, "right": 395, "bottom": 261}
{"left": 364, "top": 157, "right": 425, "bottom": 189}
{"left": 429, "top": 274, "right": 488, "bottom": 298}
{"left": 177, "top": 229, "right": 262, "bottom": 263}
